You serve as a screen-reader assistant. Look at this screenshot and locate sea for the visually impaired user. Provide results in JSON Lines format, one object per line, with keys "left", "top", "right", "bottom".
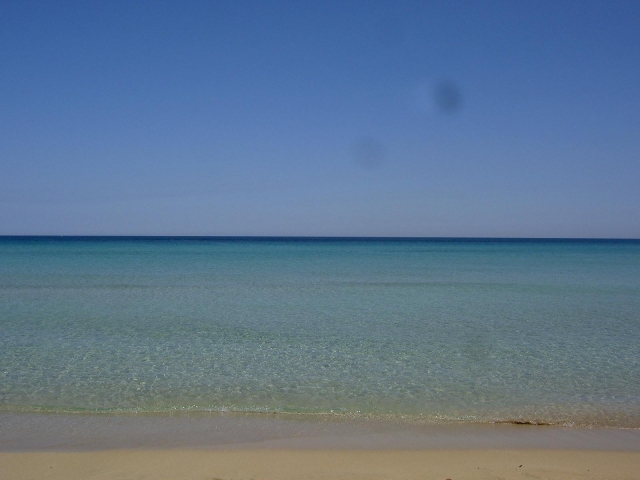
{"left": 1, "top": 237, "right": 639, "bottom": 429}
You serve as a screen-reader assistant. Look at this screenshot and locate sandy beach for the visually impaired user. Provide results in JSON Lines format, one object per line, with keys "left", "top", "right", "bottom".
{"left": 2, "top": 413, "right": 640, "bottom": 479}
{"left": 2, "top": 449, "right": 639, "bottom": 480}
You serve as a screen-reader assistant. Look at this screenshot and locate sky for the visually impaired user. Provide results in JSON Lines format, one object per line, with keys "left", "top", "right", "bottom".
{"left": 1, "top": 0, "right": 639, "bottom": 237}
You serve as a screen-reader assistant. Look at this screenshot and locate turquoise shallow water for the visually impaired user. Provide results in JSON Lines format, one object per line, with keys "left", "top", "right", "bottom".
{"left": 1, "top": 237, "right": 639, "bottom": 427}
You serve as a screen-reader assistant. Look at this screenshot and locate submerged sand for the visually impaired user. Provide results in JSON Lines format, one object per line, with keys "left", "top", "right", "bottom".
{"left": 2, "top": 449, "right": 640, "bottom": 480}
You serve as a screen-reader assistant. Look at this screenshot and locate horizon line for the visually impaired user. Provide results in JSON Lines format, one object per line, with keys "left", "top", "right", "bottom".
{"left": 1, "top": 235, "right": 639, "bottom": 241}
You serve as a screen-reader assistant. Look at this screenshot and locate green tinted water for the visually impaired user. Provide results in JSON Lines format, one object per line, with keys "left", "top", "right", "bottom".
{"left": 1, "top": 238, "right": 639, "bottom": 426}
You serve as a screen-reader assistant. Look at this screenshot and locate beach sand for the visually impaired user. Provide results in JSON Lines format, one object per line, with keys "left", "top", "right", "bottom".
{"left": 2, "top": 449, "right": 640, "bottom": 480}
{"left": 3, "top": 414, "right": 640, "bottom": 479}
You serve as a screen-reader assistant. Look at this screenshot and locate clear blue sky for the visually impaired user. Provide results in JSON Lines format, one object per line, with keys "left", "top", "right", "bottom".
{"left": 2, "top": 0, "right": 639, "bottom": 237}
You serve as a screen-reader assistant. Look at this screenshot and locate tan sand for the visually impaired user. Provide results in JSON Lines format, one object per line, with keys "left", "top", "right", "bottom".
{"left": 1, "top": 449, "right": 639, "bottom": 480}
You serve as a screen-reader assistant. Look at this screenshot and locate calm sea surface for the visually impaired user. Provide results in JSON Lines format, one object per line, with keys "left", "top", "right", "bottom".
{"left": 1, "top": 237, "right": 639, "bottom": 427}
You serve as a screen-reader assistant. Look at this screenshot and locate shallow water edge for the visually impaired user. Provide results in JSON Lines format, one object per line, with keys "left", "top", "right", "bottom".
{"left": 2, "top": 411, "right": 639, "bottom": 452}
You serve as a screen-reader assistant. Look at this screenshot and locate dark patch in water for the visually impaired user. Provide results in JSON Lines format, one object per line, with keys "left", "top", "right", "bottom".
{"left": 497, "top": 420, "right": 553, "bottom": 426}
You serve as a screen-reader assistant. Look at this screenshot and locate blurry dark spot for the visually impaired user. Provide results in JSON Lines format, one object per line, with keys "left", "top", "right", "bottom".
{"left": 434, "top": 80, "right": 462, "bottom": 113}
{"left": 352, "top": 137, "right": 385, "bottom": 169}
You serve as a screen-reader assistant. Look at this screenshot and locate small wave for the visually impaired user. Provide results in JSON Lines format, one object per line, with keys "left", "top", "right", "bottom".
{"left": 2, "top": 404, "right": 639, "bottom": 429}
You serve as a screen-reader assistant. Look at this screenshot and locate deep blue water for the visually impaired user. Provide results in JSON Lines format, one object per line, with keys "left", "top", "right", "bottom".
{"left": 1, "top": 237, "right": 639, "bottom": 427}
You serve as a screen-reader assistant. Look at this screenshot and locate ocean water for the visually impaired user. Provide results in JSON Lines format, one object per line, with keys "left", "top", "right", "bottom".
{"left": 1, "top": 237, "right": 639, "bottom": 427}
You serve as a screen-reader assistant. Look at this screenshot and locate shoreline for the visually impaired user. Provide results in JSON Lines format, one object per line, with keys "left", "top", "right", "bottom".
{"left": 2, "top": 411, "right": 640, "bottom": 452}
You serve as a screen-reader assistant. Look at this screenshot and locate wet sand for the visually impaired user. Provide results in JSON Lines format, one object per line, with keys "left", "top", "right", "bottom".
{"left": 2, "top": 412, "right": 640, "bottom": 451}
